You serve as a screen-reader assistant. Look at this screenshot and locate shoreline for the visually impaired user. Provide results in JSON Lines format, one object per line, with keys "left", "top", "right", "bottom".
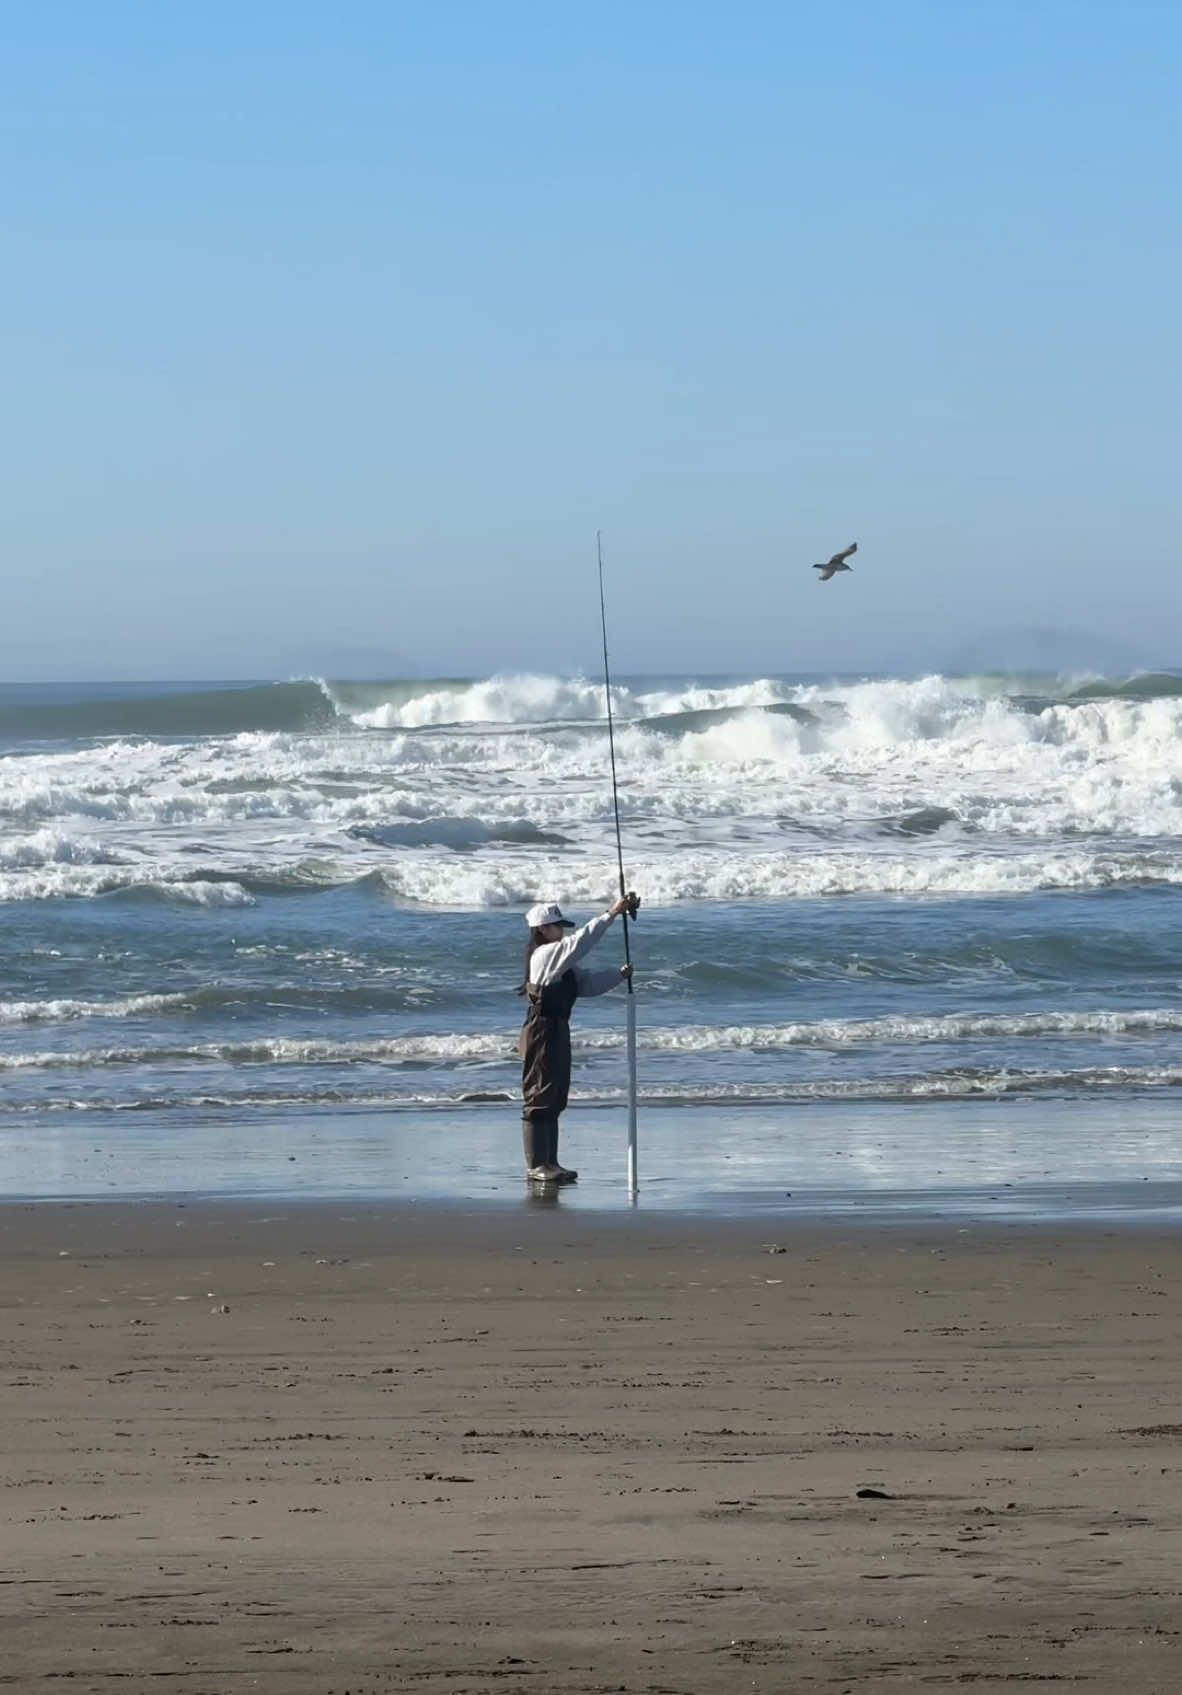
{"left": 4, "top": 1094, "right": 1182, "bottom": 1220}
{"left": 3, "top": 1176, "right": 1182, "bottom": 1230}
{"left": 4, "top": 1188, "right": 1182, "bottom": 1239}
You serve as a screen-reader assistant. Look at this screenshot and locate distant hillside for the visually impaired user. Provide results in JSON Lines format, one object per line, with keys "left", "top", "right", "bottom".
{"left": 940, "top": 625, "right": 1167, "bottom": 676}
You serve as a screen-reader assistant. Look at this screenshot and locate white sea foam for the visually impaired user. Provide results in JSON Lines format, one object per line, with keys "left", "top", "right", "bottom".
{"left": 5, "top": 1006, "right": 1179, "bottom": 1070}
{"left": 348, "top": 673, "right": 794, "bottom": 729}
{"left": 9, "top": 1065, "right": 1182, "bottom": 1114}
{"left": 602, "top": 1065, "right": 1182, "bottom": 1105}
{"left": 373, "top": 845, "right": 1182, "bottom": 907}
{"left": 0, "top": 827, "right": 127, "bottom": 868}
{"left": 3, "top": 672, "right": 1181, "bottom": 905}
{"left": 0, "top": 991, "right": 198, "bottom": 1024}
{"left": 0, "top": 1031, "right": 511, "bottom": 1070}
{"left": 0, "top": 864, "right": 255, "bottom": 905}
{"left": 577, "top": 1007, "right": 1182, "bottom": 1053}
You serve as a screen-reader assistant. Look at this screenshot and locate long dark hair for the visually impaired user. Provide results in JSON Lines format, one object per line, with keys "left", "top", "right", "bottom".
{"left": 517, "top": 928, "right": 548, "bottom": 995}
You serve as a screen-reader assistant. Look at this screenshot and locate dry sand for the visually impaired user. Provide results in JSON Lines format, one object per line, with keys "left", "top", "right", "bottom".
{"left": 2, "top": 1198, "right": 1181, "bottom": 1693}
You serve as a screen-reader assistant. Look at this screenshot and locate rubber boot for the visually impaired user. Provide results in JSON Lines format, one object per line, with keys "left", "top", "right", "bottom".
{"left": 550, "top": 1118, "right": 577, "bottom": 1183}
{"left": 523, "top": 1115, "right": 558, "bottom": 1175}
{"left": 522, "top": 1116, "right": 542, "bottom": 1170}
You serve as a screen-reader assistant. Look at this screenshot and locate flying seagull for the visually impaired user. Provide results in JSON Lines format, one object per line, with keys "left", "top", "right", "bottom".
{"left": 814, "top": 542, "right": 857, "bottom": 582}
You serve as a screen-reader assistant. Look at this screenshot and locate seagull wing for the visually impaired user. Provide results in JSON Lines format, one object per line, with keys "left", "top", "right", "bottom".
{"left": 826, "top": 542, "right": 857, "bottom": 568}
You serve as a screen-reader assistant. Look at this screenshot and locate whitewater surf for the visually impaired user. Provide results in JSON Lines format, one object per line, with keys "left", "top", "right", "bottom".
{"left": 1, "top": 668, "right": 1181, "bottom": 1159}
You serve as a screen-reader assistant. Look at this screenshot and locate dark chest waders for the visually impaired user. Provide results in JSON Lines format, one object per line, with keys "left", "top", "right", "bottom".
{"left": 519, "top": 969, "right": 579, "bottom": 1168}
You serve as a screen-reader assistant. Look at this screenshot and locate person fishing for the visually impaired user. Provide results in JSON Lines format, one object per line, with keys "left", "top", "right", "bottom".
{"left": 518, "top": 893, "right": 640, "bottom": 1185}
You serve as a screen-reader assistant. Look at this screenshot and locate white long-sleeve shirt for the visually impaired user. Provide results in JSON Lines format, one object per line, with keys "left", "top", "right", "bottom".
{"left": 528, "top": 909, "right": 623, "bottom": 998}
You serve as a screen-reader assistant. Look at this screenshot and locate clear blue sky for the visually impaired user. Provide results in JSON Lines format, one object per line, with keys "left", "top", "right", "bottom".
{"left": 3, "top": 1, "right": 1179, "bottom": 680}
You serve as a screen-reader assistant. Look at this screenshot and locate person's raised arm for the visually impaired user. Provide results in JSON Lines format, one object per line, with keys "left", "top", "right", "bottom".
{"left": 530, "top": 895, "right": 639, "bottom": 986}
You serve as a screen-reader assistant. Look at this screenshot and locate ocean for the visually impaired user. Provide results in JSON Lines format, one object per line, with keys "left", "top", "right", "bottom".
{"left": 2, "top": 669, "right": 1181, "bottom": 1204}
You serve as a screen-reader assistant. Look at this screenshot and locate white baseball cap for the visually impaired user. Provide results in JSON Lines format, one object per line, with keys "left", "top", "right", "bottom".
{"left": 526, "top": 902, "right": 575, "bottom": 930}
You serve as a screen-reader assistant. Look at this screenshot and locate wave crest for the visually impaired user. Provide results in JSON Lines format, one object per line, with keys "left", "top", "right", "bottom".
{"left": 7, "top": 1005, "right": 1180, "bottom": 1069}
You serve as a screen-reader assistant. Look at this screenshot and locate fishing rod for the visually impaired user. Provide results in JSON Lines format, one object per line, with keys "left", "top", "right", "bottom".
{"left": 597, "top": 530, "right": 639, "bottom": 1196}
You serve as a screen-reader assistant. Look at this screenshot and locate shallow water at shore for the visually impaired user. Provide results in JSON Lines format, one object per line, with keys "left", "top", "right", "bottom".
{"left": 4, "top": 670, "right": 1182, "bottom": 1192}
{"left": 5, "top": 1094, "right": 1182, "bottom": 1222}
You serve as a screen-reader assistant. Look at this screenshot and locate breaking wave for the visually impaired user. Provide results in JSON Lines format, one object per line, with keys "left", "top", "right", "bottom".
{"left": 2, "top": 667, "right": 1181, "bottom": 744}
{"left": 0, "top": 978, "right": 453, "bottom": 1024}
{"left": 0, "top": 680, "right": 342, "bottom": 740}
{"left": 6, "top": 664, "right": 1182, "bottom": 1156}
{"left": 0, "top": 991, "right": 200, "bottom": 1025}
{"left": 0, "top": 868, "right": 255, "bottom": 905}
{"left": 3, "top": 844, "right": 1182, "bottom": 908}
{"left": 8, "top": 1064, "right": 1182, "bottom": 1114}
{"left": 372, "top": 847, "right": 1182, "bottom": 907}
{"left": 1068, "top": 672, "right": 1182, "bottom": 702}
{"left": 6, "top": 1006, "right": 1181, "bottom": 1070}
{"left": 3, "top": 667, "right": 1182, "bottom": 907}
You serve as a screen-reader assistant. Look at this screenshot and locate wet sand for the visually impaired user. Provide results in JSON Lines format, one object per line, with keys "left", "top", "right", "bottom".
{"left": 9, "top": 1095, "right": 1182, "bottom": 1209}
{"left": 2, "top": 1199, "right": 1181, "bottom": 1692}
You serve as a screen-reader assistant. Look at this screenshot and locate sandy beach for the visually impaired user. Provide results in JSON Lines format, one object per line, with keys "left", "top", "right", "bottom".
{"left": 2, "top": 1199, "right": 1180, "bottom": 1693}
